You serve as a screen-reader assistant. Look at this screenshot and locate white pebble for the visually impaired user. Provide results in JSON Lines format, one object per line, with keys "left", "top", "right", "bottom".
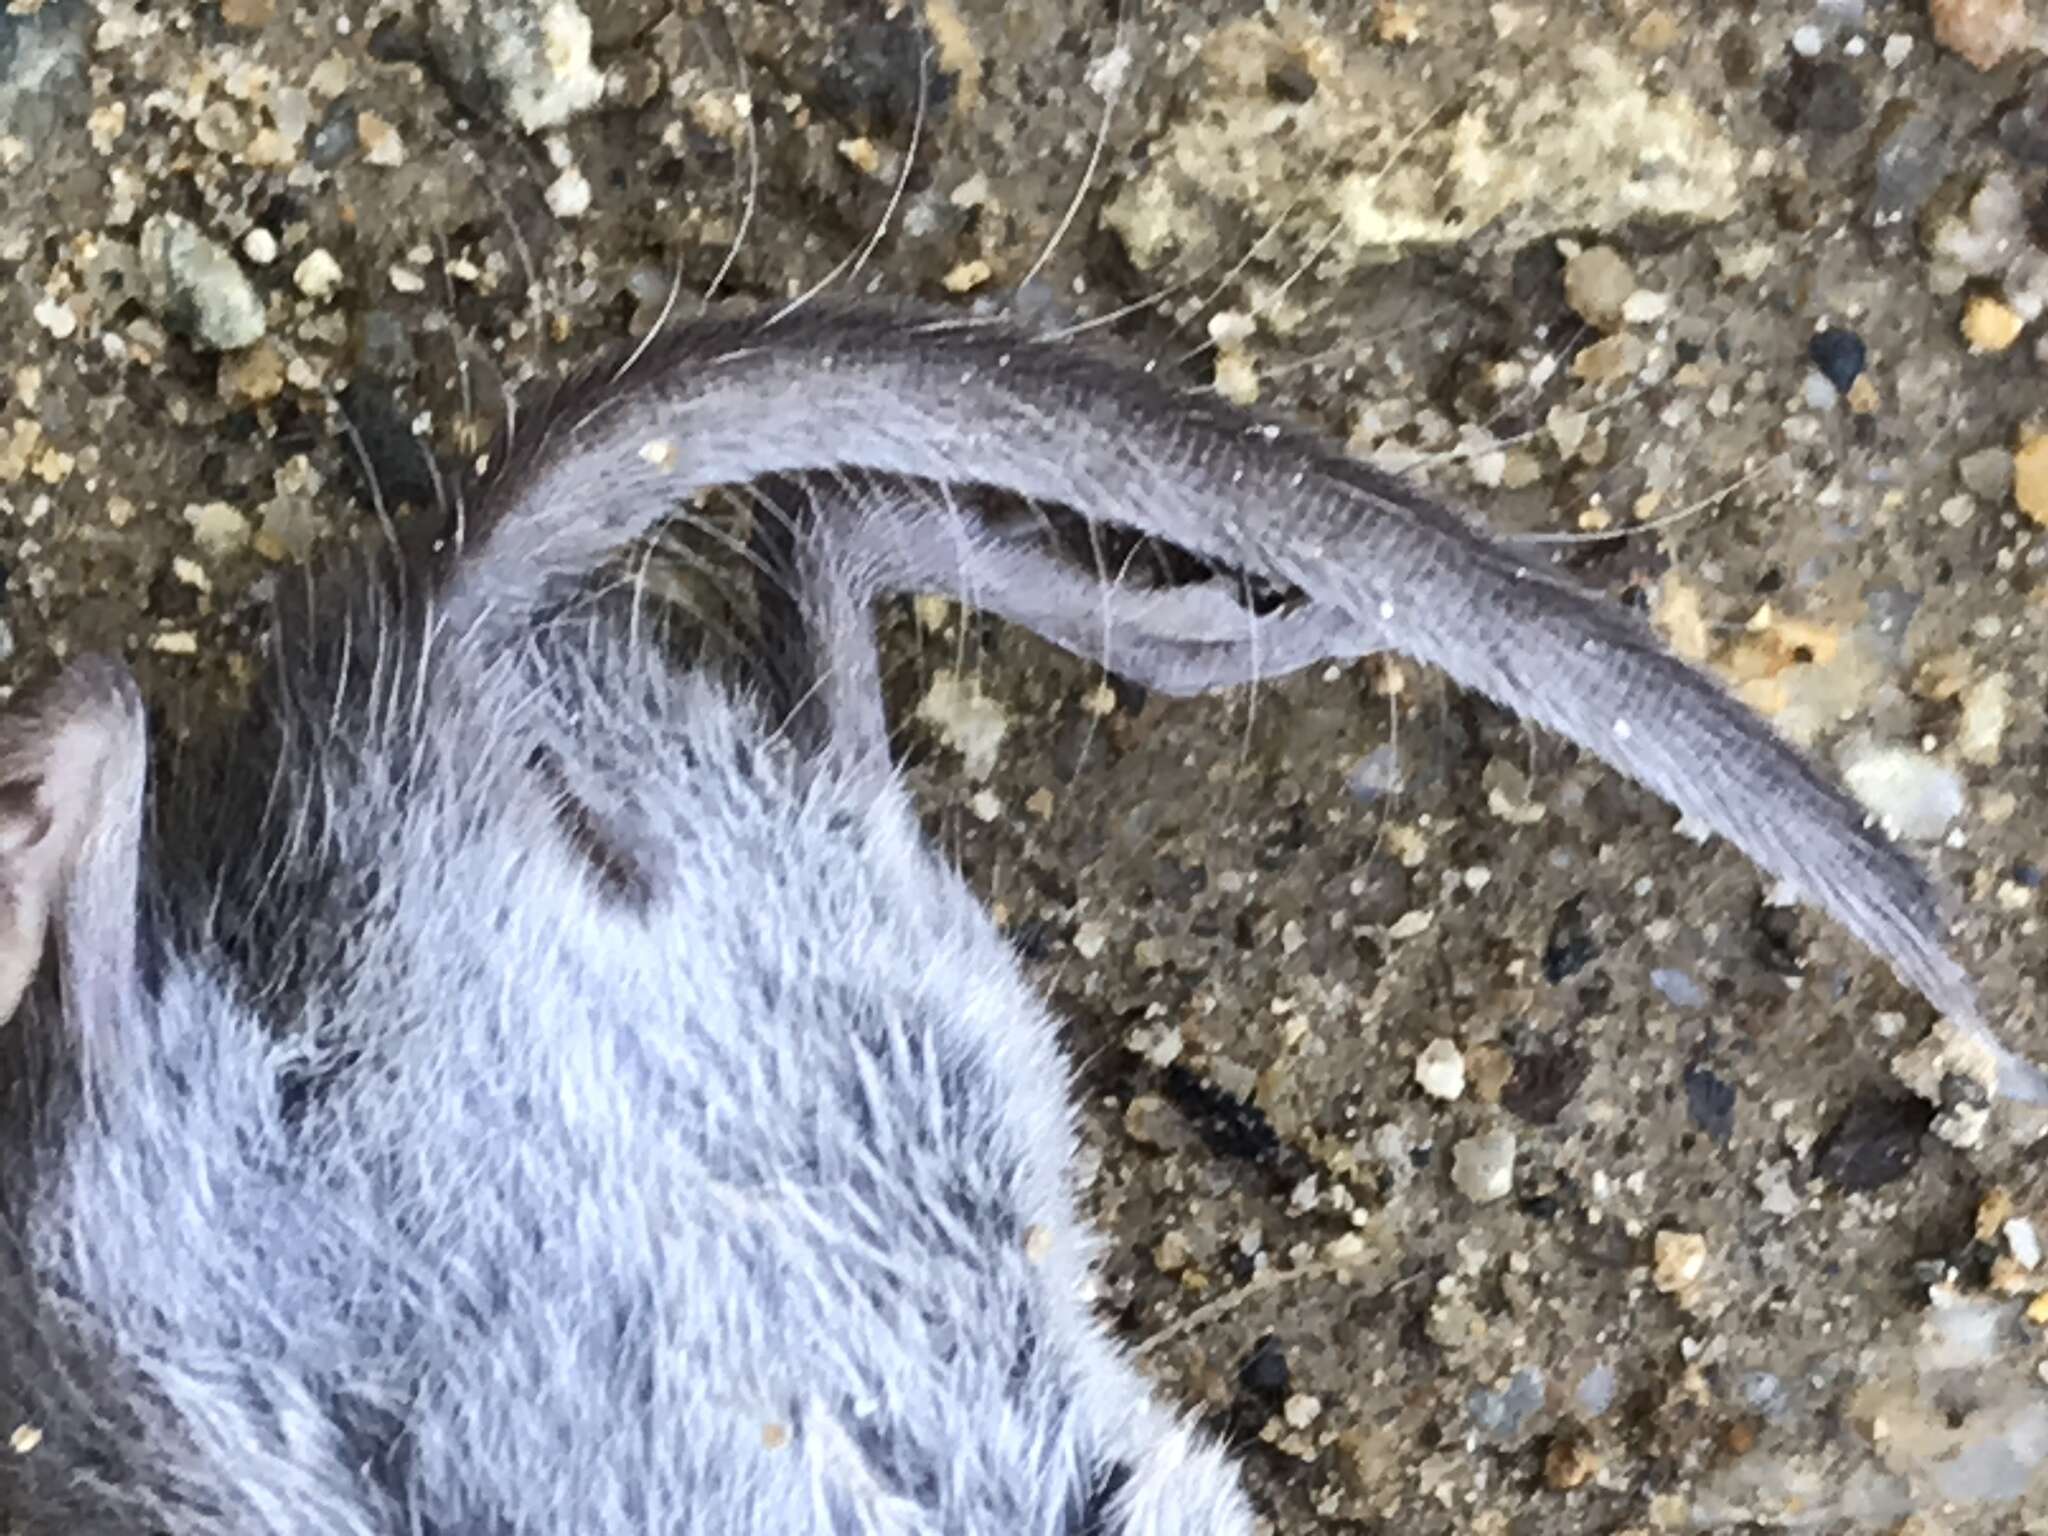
{"left": 1415, "top": 1039, "right": 1467, "bottom": 1101}
{"left": 545, "top": 165, "right": 592, "bottom": 219}
{"left": 242, "top": 228, "right": 278, "bottom": 265}
{"left": 2008, "top": 1218, "right": 2042, "bottom": 1270}
{"left": 31, "top": 297, "right": 75, "bottom": 339}
{"left": 1451, "top": 1131, "right": 1516, "bottom": 1203}
{"left": 1840, "top": 743, "right": 1966, "bottom": 841}
{"left": 293, "top": 248, "right": 343, "bottom": 298}
{"left": 1621, "top": 289, "right": 1670, "bottom": 325}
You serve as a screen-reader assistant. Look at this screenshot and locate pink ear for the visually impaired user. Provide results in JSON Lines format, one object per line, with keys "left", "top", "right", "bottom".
{"left": 0, "top": 655, "right": 146, "bottom": 1022}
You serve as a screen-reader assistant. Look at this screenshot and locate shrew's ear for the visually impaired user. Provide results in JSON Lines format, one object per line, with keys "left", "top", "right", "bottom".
{"left": 0, "top": 655, "right": 146, "bottom": 1025}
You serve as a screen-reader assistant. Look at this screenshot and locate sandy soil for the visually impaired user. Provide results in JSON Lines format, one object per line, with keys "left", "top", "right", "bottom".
{"left": 4, "top": 0, "right": 2048, "bottom": 1529}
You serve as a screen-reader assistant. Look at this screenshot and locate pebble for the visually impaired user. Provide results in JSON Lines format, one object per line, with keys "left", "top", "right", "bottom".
{"left": 1571, "top": 333, "right": 1640, "bottom": 383}
{"left": 1930, "top": 0, "right": 2037, "bottom": 70}
{"left": 1574, "top": 1362, "right": 1616, "bottom": 1417}
{"left": 1650, "top": 967, "right": 1706, "bottom": 1008}
{"left": 1960, "top": 445, "right": 2014, "bottom": 500}
{"left": 292, "top": 249, "right": 343, "bottom": 298}
{"left": 1414, "top": 1038, "right": 1467, "bottom": 1101}
{"left": 914, "top": 672, "right": 1007, "bottom": 778}
{"left": 1620, "top": 289, "right": 1669, "bottom": 325}
{"left": 1466, "top": 1045, "right": 1513, "bottom": 1104}
{"left": 217, "top": 342, "right": 286, "bottom": 408}
{"left": 1683, "top": 1065, "right": 1738, "bottom": 1144}
{"left": 1839, "top": 742, "right": 1965, "bottom": 840}
{"left": 1738, "top": 1371, "right": 1788, "bottom": 1418}
{"left": 1963, "top": 293, "right": 2025, "bottom": 352}
{"left": 2009, "top": 1218, "right": 2043, "bottom": 1270}
{"left": 1386, "top": 909, "right": 1433, "bottom": 941}
{"left": 241, "top": 228, "right": 279, "bottom": 266}
{"left": 1980, "top": 1188, "right": 2019, "bottom": 1243}
{"left": 0, "top": 3, "right": 87, "bottom": 147}
{"left": 544, "top": 165, "right": 591, "bottom": 218}
{"left": 1958, "top": 672, "right": 2011, "bottom": 764}
{"left": 1467, "top": 1367, "right": 1545, "bottom": 1440}
{"left": 1213, "top": 351, "right": 1259, "bottom": 404}
{"left": 427, "top": 0, "right": 604, "bottom": 134}
{"left": 1894, "top": 1023, "right": 1998, "bottom": 1150}
{"left": 1562, "top": 245, "right": 1635, "bottom": 331}
{"left": 182, "top": 501, "right": 252, "bottom": 556}
{"left": 357, "top": 110, "right": 406, "bottom": 168}
{"left": 31, "top": 297, "right": 75, "bottom": 340}
{"left": 2014, "top": 429, "right": 2048, "bottom": 523}
{"left": 1807, "top": 327, "right": 1867, "bottom": 391}
{"left": 942, "top": 259, "right": 993, "bottom": 294}
{"left": 1281, "top": 1393, "right": 1321, "bottom": 1431}
{"left": 139, "top": 214, "right": 267, "bottom": 351}
{"left": 308, "top": 102, "right": 360, "bottom": 169}
{"left": 1652, "top": 1229, "right": 1708, "bottom": 1296}
{"left": 1450, "top": 1130, "right": 1516, "bottom": 1203}
{"left": 1544, "top": 1438, "right": 1600, "bottom": 1491}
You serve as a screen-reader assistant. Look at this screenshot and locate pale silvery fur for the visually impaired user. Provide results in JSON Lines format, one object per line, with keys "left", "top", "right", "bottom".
{"left": 0, "top": 299, "right": 2036, "bottom": 1536}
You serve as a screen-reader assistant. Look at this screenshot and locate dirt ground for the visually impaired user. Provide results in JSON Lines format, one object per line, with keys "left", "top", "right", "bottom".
{"left": 5, "top": 0, "right": 2048, "bottom": 1530}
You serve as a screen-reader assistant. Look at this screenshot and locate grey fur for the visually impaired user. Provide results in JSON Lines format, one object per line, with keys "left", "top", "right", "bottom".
{"left": 0, "top": 298, "right": 2034, "bottom": 1536}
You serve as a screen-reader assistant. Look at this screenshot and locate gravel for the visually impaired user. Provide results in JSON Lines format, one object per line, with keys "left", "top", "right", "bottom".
{"left": 4, "top": 0, "right": 2047, "bottom": 1530}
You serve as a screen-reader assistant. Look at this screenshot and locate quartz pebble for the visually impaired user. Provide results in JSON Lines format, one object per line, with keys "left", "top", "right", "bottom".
{"left": 1839, "top": 743, "right": 1965, "bottom": 840}
{"left": 1451, "top": 1131, "right": 1516, "bottom": 1203}
{"left": 1415, "top": 1038, "right": 1467, "bottom": 1101}
{"left": 545, "top": 166, "right": 591, "bottom": 218}
{"left": 293, "top": 249, "right": 343, "bottom": 298}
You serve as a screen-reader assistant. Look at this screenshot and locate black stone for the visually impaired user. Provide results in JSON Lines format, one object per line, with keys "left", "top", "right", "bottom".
{"left": 1684, "top": 1066, "right": 1738, "bottom": 1144}
{"left": 1237, "top": 1335, "right": 1291, "bottom": 1400}
{"left": 1808, "top": 328, "right": 1867, "bottom": 393}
